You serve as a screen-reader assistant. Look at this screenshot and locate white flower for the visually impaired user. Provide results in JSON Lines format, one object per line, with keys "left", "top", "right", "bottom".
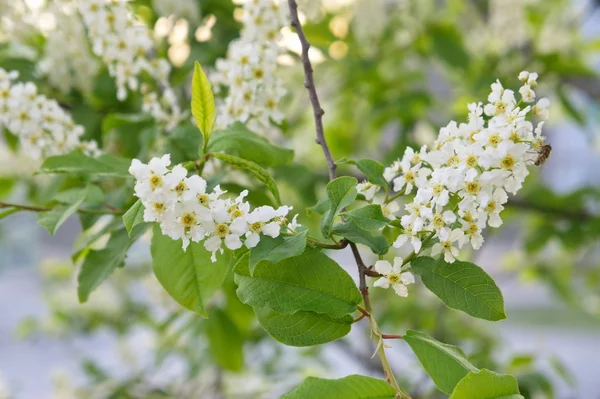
{"left": 532, "top": 97, "right": 550, "bottom": 120}
{"left": 373, "top": 257, "right": 415, "bottom": 297}
{"left": 393, "top": 224, "right": 422, "bottom": 252}
{"left": 518, "top": 71, "right": 529, "bottom": 82}
{"left": 431, "top": 228, "right": 464, "bottom": 263}
{"left": 357, "top": 181, "right": 380, "bottom": 200}
{"left": 519, "top": 84, "right": 535, "bottom": 103}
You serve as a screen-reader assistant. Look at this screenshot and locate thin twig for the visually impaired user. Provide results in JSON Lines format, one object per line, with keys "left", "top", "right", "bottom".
{"left": 0, "top": 201, "right": 123, "bottom": 215}
{"left": 287, "top": 0, "right": 336, "bottom": 181}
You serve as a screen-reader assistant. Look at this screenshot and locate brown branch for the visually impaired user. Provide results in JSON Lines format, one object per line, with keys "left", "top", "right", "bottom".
{"left": 0, "top": 201, "right": 123, "bottom": 216}
{"left": 287, "top": 0, "right": 336, "bottom": 181}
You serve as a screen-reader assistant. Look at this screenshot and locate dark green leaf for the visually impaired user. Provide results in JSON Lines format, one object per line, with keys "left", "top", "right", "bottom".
{"left": 234, "top": 247, "right": 361, "bottom": 318}
{"left": 332, "top": 220, "right": 389, "bottom": 254}
{"left": 346, "top": 205, "right": 387, "bottom": 231}
{"left": 404, "top": 330, "right": 478, "bottom": 394}
{"left": 40, "top": 151, "right": 131, "bottom": 178}
{"left": 338, "top": 158, "right": 388, "bottom": 187}
{"left": 411, "top": 257, "right": 506, "bottom": 321}
{"left": 429, "top": 24, "right": 470, "bottom": 70}
{"left": 208, "top": 122, "right": 294, "bottom": 167}
{"left": 281, "top": 375, "right": 397, "bottom": 399}
{"left": 255, "top": 307, "right": 352, "bottom": 347}
{"left": 206, "top": 308, "right": 244, "bottom": 371}
{"left": 248, "top": 230, "right": 307, "bottom": 272}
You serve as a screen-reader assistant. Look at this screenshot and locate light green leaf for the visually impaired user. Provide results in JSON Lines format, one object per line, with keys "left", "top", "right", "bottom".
{"left": 411, "top": 257, "right": 506, "bottom": 321}
{"left": 37, "top": 186, "right": 88, "bottom": 235}
{"left": 151, "top": 225, "right": 230, "bottom": 317}
{"left": 122, "top": 199, "right": 145, "bottom": 236}
{"left": 281, "top": 375, "right": 397, "bottom": 399}
{"left": 206, "top": 308, "right": 244, "bottom": 371}
{"left": 332, "top": 220, "right": 389, "bottom": 255}
{"left": 40, "top": 151, "right": 131, "bottom": 178}
{"left": 234, "top": 247, "right": 361, "bottom": 318}
{"left": 55, "top": 185, "right": 104, "bottom": 205}
{"left": 404, "top": 330, "right": 478, "bottom": 394}
{"left": 321, "top": 176, "right": 358, "bottom": 238}
{"left": 255, "top": 307, "right": 352, "bottom": 347}
{"left": 208, "top": 122, "right": 294, "bottom": 167}
{"left": 346, "top": 205, "right": 387, "bottom": 231}
{"left": 212, "top": 152, "right": 280, "bottom": 205}
{"left": 248, "top": 230, "right": 307, "bottom": 273}
{"left": 77, "top": 226, "right": 146, "bottom": 302}
{"left": 450, "top": 370, "right": 524, "bottom": 399}
{"left": 308, "top": 197, "right": 329, "bottom": 215}
{"left": 338, "top": 158, "right": 388, "bottom": 188}
{"left": 191, "top": 61, "right": 215, "bottom": 144}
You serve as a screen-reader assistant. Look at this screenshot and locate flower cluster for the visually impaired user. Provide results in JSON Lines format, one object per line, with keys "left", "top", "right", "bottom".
{"left": 357, "top": 72, "right": 550, "bottom": 295}
{"left": 78, "top": 0, "right": 185, "bottom": 130}
{"left": 0, "top": 68, "right": 100, "bottom": 160}
{"left": 129, "top": 155, "right": 297, "bottom": 261}
{"left": 212, "top": 0, "right": 288, "bottom": 137}
{"left": 39, "top": 3, "right": 100, "bottom": 95}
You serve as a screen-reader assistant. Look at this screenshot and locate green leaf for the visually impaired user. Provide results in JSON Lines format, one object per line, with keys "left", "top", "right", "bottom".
{"left": 338, "top": 158, "right": 388, "bottom": 188}
{"left": 450, "top": 370, "right": 523, "bottom": 399}
{"left": 206, "top": 308, "right": 244, "bottom": 371}
{"left": 308, "top": 196, "right": 330, "bottom": 215}
{"left": 234, "top": 247, "right": 361, "bottom": 318}
{"left": 321, "top": 176, "right": 358, "bottom": 238}
{"left": 122, "top": 200, "right": 145, "bottom": 236}
{"left": 37, "top": 186, "right": 88, "bottom": 235}
{"left": 248, "top": 230, "right": 307, "bottom": 272}
{"left": 208, "top": 122, "right": 294, "bottom": 167}
{"left": 55, "top": 185, "right": 104, "bottom": 205}
{"left": 411, "top": 257, "right": 506, "bottom": 321}
{"left": 281, "top": 375, "right": 397, "bottom": 399}
{"left": 404, "top": 330, "right": 478, "bottom": 394}
{"left": 191, "top": 61, "right": 215, "bottom": 144}
{"left": 40, "top": 151, "right": 131, "bottom": 178}
{"left": 151, "top": 225, "right": 230, "bottom": 317}
{"left": 167, "top": 122, "right": 204, "bottom": 164}
{"left": 429, "top": 23, "right": 470, "bottom": 70}
{"left": 332, "top": 220, "right": 389, "bottom": 255}
{"left": 77, "top": 226, "right": 146, "bottom": 302}
{"left": 346, "top": 205, "right": 387, "bottom": 231}
{"left": 255, "top": 307, "right": 352, "bottom": 347}
{"left": 212, "top": 152, "right": 281, "bottom": 205}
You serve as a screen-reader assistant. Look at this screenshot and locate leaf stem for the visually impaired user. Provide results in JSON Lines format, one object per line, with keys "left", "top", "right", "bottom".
{"left": 307, "top": 237, "right": 348, "bottom": 249}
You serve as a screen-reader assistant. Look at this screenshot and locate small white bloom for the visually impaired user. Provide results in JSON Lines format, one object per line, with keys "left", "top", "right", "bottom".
{"left": 373, "top": 257, "right": 415, "bottom": 297}
{"left": 357, "top": 181, "right": 380, "bottom": 201}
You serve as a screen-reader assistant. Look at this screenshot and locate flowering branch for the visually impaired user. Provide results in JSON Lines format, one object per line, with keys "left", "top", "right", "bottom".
{"left": 287, "top": 0, "right": 336, "bottom": 181}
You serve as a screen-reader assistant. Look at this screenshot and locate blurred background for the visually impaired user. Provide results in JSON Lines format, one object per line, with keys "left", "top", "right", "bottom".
{"left": 1, "top": 0, "right": 600, "bottom": 398}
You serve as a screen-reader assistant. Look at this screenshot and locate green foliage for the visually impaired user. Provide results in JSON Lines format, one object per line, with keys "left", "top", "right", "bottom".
{"left": 282, "top": 375, "right": 397, "bottom": 399}
{"left": 450, "top": 370, "right": 523, "bottom": 399}
{"left": 427, "top": 24, "right": 470, "bottom": 70}
{"left": 254, "top": 307, "right": 353, "bottom": 347}
{"left": 404, "top": 330, "right": 478, "bottom": 394}
{"left": 248, "top": 230, "right": 308, "bottom": 273}
{"left": 208, "top": 122, "right": 294, "bottom": 167}
{"left": 211, "top": 152, "right": 281, "bottom": 205}
{"left": 345, "top": 205, "right": 388, "bottom": 231}
{"left": 78, "top": 226, "right": 146, "bottom": 302}
{"left": 40, "top": 151, "right": 131, "bottom": 178}
{"left": 151, "top": 226, "right": 231, "bottom": 317}
{"left": 332, "top": 220, "right": 389, "bottom": 254}
{"left": 338, "top": 158, "right": 389, "bottom": 188}
{"left": 321, "top": 176, "right": 358, "bottom": 238}
{"left": 206, "top": 308, "right": 244, "bottom": 372}
{"left": 191, "top": 62, "right": 215, "bottom": 147}
{"left": 411, "top": 257, "right": 506, "bottom": 321}
{"left": 122, "top": 199, "right": 145, "bottom": 236}
{"left": 234, "top": 248, "right": 361, "bottom": 318}
{"left": 37, "top": 186, "right": 89, "bottom": 235}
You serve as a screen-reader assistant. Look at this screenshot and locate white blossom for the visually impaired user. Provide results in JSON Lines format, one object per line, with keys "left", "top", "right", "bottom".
{"left": 373, "top": 257, "right": 414, "bottom": 297}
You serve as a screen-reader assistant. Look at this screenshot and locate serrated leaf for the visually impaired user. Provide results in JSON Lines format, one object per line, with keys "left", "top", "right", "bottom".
{"left": 346, "top": 205, "right": 387, "bottom": 231}
{"left": 339, "top": 158, "right": 388, "bottom": 188}
{"left": 255, "top": 307, "right": 352, "bottom": 347}
{"left": 122, "top": 199, "right": 145, "bottom": 236}
{"left": 151, "top": 225, "right": 230, "bottom": 317}
{"left": 212, "top": 152, "right": 281, "bottom": 205}
{"left": 411, "top": 257, "right": 506, "bottom": 321}
{"left": 208, "top": 122, "right": 294, "bottom": 167}
{"left": 404, "top": 330, "right": 478, "bottom": 394}
{"left": 248, "top": 230, "right": 307, "bottom": 272}
{"left": 234, "top": 247, "right": 361, "bottom": 318}
{"left": 332, "top": 220, "right": 389, "bottom": 255}
{"left": 77, "top": 226, "right": 146, "bottom": 302}
{"left": 321, "top": 176, "right": 358, "bottom": 238}
{"left": 37, "top": 186, "right": 88, "bottom": 236}
{"left": 450, "top": 370, "right": 523, "bottom": 399}
{"left": 40, "top": 151, "right": 131, "bottom": 178}
{"left": 206, "top": 308, "right": 244, "bottom": 371}
{"left": 191, "top": 62, "right": 215, "bottom": 144}
{"left": 281, "top": 375, "right": 397, "bottom": 399}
